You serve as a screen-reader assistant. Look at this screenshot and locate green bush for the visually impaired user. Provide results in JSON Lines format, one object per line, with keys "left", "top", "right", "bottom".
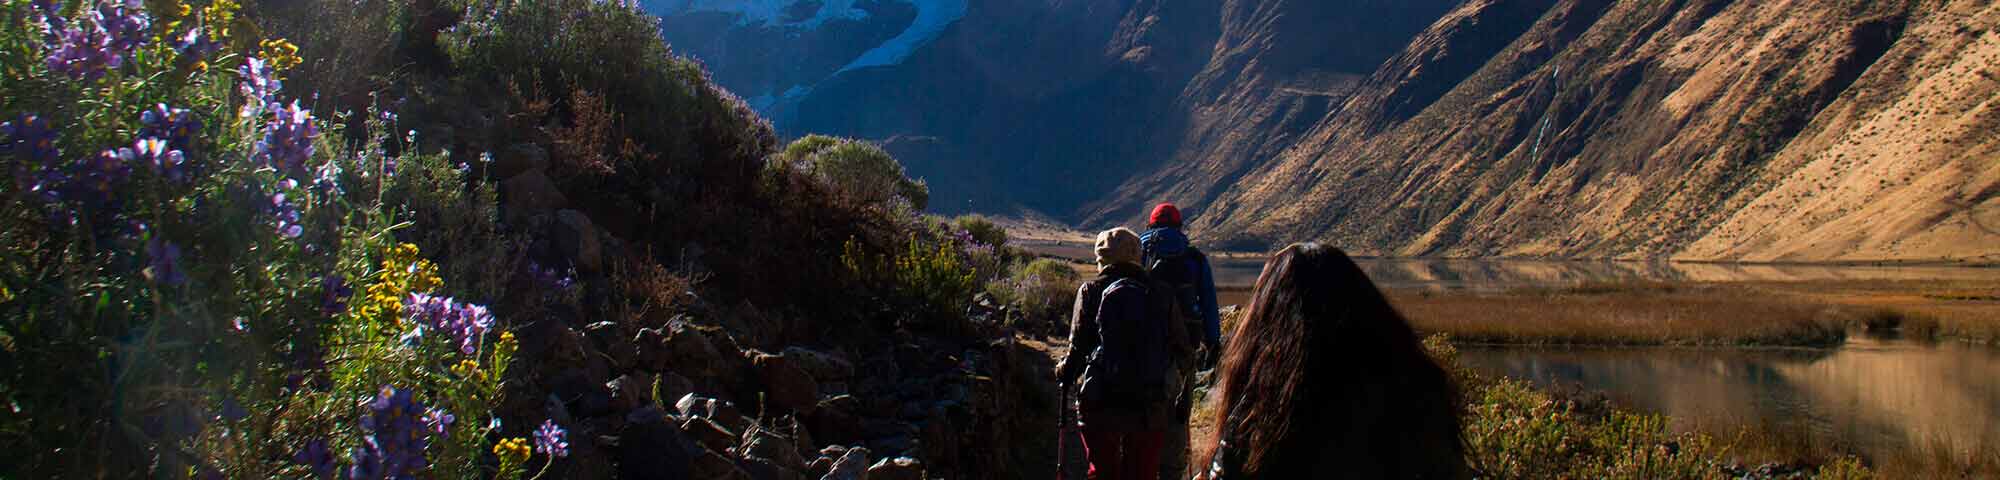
{"left": 987, "top": 258, "right": 1079, "bottom": 329}
{"left": 953, "top": 214, "right": 1007, "bottom": 248}
{"left": 778, "top": 134, "right": 929, "bottom": 210}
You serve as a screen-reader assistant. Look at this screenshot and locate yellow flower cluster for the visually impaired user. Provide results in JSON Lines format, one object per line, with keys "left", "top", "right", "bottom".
{"left": 259, "top": 39, "right": 302, "bottom": 72}
{"left": 494, "top": 437, "right": 532, "bottom": 465}
{"left": 351, "top": 244, "right": 443, "bottom": 324}
{"left": 450, "top": 359, "right": 480, "bottom": 379}
{"left": 204, "top": 0, "right": 240, "bottom": 41}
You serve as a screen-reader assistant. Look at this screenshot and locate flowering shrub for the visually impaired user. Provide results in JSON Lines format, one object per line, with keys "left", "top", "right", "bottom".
{"left": 0, "top": 0, "right": 564, "bottom": 475}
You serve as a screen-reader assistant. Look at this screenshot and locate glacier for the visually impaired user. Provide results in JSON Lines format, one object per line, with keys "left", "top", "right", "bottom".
{"left": 836, "top": 0, "right": 967, "bottom": 73}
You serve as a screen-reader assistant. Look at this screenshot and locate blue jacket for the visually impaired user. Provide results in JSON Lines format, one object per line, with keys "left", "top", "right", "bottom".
{"left": 1140, "top": 227, "right": 1222, "bottom": 347}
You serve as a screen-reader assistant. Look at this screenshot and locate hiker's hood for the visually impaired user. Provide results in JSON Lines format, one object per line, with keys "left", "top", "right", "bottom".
{"left": 1141, "top": 227, "right": 1190, "bottom": 258}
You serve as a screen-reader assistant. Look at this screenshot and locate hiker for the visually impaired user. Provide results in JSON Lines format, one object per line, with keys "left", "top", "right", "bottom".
{"left": 1057, "top": 228, "right": 1192, "bottom": 480}
{"left": 1139, "top": 203, "right": 1221, "bottom": 479}
{"left": 1192, "top": 243, "right": 1468, "bottom": 479}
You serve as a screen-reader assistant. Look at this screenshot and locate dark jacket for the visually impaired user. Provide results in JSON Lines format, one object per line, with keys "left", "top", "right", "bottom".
{"left": 1140, "top": 227, "right": 1222, "bottom": 348}
{"left": 1057, "top": 263, "right": 1188, "bottom": 431}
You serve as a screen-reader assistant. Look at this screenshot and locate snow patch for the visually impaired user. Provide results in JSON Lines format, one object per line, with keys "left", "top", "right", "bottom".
{"left": 837, "top": 0, "right": 966, "bottom": 73}
{"left": 665, "top": 0, "right": 870, "bottom": 28}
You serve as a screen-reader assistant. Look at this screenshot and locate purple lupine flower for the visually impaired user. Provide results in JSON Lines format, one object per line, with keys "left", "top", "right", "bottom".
{"left": 293, "top": 438, "right": 336, "bottom": 478}
{"left": 253, "top": 101, "right": 318, "bottom": 178}
{"left": 533, "top": 419, "right": 569, "bottom": 458}
{"left": 237, "top": 58, "right": 282, "bottom": 117}
{"left": 133, "top": 137, "right": 187, "bottom": 183}
{"left": 28, "top": 0, "right": 66, "bottom": 37}
{"left": 351, "top": 386, "right": 431, "bottom": 479}
{"left": 170, "top": 27, "right": 220, "bottom": 62}
{"left": 98, "top": 0, "right": 148, "bottom": 53}
{"left": 145, "top": 237, "right": 185, "bottom": 285}
{"left": 422, "top": 408, "right": 453, "bottom": 438}
{"left": 42, "top": 11, "right": 116, "bottom": 81}
{"left": 1, "top": 114, "right": 60, "bottom": 165}
{"left": 268, "top": 190, "right": 303, "bottom": 238}
{"left": 403, "top": 293, "right": 493, "bottom": 354}
{"left": 139, "top": 103, "right": 201, "bottom": 152}
{"left": 320, "top": 275, "right": 352, "bottom": 314}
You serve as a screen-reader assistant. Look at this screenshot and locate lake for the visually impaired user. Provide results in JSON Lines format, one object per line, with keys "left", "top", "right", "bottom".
{"left": 1458, "top": 339, "right": 2000, "bottom": 464}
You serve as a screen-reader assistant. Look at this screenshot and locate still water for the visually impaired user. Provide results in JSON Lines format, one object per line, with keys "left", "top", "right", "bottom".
{"left": 1457, "top": 339, "right": 2000, "bottom": 463}
{"left": 1196, "top": 257, "right": 2000, "bottom": 463}
{"left": 1208, "top": 256, "right": 2000, "bottom": 290}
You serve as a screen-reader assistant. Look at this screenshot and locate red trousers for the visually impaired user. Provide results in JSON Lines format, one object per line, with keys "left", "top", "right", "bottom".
{"left": 1081, "top": 428, "right": 1165, "bottom": 480}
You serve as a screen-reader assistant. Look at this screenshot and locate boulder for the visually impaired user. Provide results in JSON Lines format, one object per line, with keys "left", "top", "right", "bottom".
{"left": 553, "top": 210, "right": 602, "bottom": 272}
{"left": 615, "top": 406, "right": 693, "bottom": 479}
{"left": 692, "top": 447, "right": 750, "bottom": 480}
{"left": 740, "top": 425, "right": 808, "bottom": 472}
{"left": 781, "top": 347, "right": 855, "bottom": 382}
{"left": 865, "top": 457, "right": 923, "bottom": 480}
{"left": 492, "top": 143, "right": 550, "bottom": 179}
{"left": 740, "top": 456, "right": 808, "bottom": 480}
{"left": 502, "top": 170, "right": 566, "bottom": 218}
{"left": 605, "top": 373, "right": 652, "bottom": 412}
{"left": 751, "top": 351, "right": 820, "bottom": 415}
{"left": 822, "top": 447, "right": 870, "bottom": 480}
{"left": 679, "top": 416, "right": 736, "bottom": 454}
{"left": 807, "top": 398, "right": 862, "bottom": 447}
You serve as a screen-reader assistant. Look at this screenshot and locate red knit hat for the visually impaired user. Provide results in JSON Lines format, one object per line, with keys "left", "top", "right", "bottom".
{"left": 1149, "top": 203, "right": 1182, "bottom": 228}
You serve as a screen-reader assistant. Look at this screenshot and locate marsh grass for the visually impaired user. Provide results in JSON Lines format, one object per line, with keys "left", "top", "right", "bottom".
{"left": 1394, "top": 286, "right": 1849, "bottom": 347}
{"left": 1390, "top": 279, "right": 2000, "bottom": 347}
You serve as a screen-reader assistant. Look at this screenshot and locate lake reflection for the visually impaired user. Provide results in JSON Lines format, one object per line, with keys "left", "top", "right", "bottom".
{"left": 1459, "top": 340, "right": 2000, "bottom": 463}
{"left": 1202, "top": 257, "right": 2000, "bottom": 291}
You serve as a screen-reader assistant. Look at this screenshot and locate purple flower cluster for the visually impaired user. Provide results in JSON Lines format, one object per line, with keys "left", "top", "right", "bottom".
{"left": 269, "top": 188, "right": 303, "bottom": 238}
{"left": 526, "top": 261, "right": 576, "bottom": 292}
{"left": 253, "top": 101, "right": 318, "bottom": 178}
{"left": 41, "top": 0, "right": 150, "bottom": 82}
{"left": 140, "top": 103, "right": 202, "bottom": 152}
{"left": 238, "top": 58, "right": 283, "bottom": 118}
{"left": 422, "top": 408, "right": 454, "bottom": 438}
{"left": 1, "top": 114, "right": 61, "bottom": 165}
{"left": 133, "top": 137, "right": 187, "bottom": 183}
{"left": 404, "top": 293, "right": 495, "bottom": 354}
{"left": 351, "top": 386, "right": 431, "bottom": 479}
{"left": 321, "top": 275, "right": 353, "bottom": 314}
{"left": 145, "top": 237, "right": 185, "bottom": 285}
{"left": 293, "top": 438, "right": 336, "bottom": 478}
{"left": 171, "top": 27, "right": 220, "bottom": 63}
{"left": 533, "top": 419, "right": 569, "bottom": 458}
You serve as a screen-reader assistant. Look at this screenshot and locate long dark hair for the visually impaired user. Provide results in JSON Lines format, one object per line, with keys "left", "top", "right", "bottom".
{"left": 1194, "top": 243, "right": 1466, "bottom": 478}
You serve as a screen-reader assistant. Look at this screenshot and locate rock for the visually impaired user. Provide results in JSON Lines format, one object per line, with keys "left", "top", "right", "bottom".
{"left": 740, "top": 456, "right": 807, "bottom": 480}
{"left": 679, "top": 416, "right": 736, "bottom": 454}
{"left": 751, "top": 351, "right": 820, "bottom": 415}
{"left": 692, "top": 447, "right": 750, "bottom": 480}
{"left": 663, "top": 324, "right": 723, "bottom": 378}
{"left": 615, "top": 406, "right": 693, "bottom": 479}
{"left": 808, "top": 399, "right": 862, "bottom": 447}
{"left": 865, "top": 457, "right": 923, "bottom": 480}
{"left": 781, "top": 347, "right": 855, "bottom": 382}
{"left": 822, "top": 447, "right": 870, "bottom": 480}
{"left": 493, "top": 143, "right": 550, "bottom": 179}
{"left": 806, "top": 456, "right": 834, "bottom": 479}
{"left": 865, "top": 435, "right": 914, "bottom": 456}
{"left": 656, "top": 372, "right": 695, "bottom": 408}
{"left": 502, "top": 170, "right": 566, "bottom": 217}
{"left": 741, "top": 425, "right": 808, "bottom": 472}
{"left": 553, "top": 210, "right": 602, "bottom": 272}
{"left": 605, "top": 373, "right": 652, "bottom": 412}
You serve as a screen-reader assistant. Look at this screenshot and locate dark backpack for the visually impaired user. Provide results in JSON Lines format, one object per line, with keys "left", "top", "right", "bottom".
{"left": 1147, "top": 250, "right": 1203, "bottom": 339}
{"left": 1083, "top": 277, "right": 1173, "bottom": 405}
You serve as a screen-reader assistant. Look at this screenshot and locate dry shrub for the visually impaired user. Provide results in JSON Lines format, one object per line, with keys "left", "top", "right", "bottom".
{"left": 550, "top": 86, "right": 626, "bottom": 179}
{"left": 607, "top": 254, "right": 703, "bottom": 331}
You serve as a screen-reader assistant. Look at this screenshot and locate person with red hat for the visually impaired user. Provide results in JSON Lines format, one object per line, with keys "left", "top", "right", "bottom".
{"left": 1138, "top": 202, "right": 1222, "bottom": 479}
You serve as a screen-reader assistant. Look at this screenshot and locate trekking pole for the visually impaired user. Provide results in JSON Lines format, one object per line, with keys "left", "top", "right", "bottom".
{"left": 1056, "top": 380, "right": 1069, "bottom": 479}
